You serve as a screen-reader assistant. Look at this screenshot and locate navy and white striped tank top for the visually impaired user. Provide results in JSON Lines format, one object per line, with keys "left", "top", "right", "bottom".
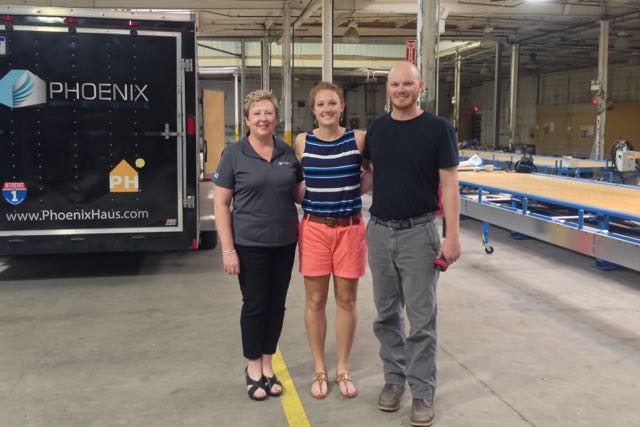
{"left": 301, "top": 129, "right": 362, "bottom": 218}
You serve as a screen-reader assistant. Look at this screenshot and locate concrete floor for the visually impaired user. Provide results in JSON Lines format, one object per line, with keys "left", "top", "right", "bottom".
{"left": 1, "top": 198, "right": 640, "bottom": 427}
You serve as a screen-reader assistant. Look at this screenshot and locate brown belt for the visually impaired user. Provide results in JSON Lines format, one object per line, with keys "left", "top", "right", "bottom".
{"left": 304, "top": 213, "right": 361, "bottom": 228}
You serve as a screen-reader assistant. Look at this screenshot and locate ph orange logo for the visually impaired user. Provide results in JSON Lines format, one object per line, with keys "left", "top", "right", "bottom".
{"left": 109, "top": 160, "right": 139, "bottom": 192}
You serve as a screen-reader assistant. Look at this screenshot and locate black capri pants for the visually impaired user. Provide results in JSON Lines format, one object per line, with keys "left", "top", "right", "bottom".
{"left": 235, "top": 242, "right": 297, "bottom": 360}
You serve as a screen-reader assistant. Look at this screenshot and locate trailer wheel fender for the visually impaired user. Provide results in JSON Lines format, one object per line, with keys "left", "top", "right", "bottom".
{"left": 199, "top": 231, "right": 217, "bottom": 250}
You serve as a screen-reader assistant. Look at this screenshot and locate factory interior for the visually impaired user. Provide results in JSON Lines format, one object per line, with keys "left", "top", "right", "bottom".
{"left": 1, "top": 1, "right": 640, "bottom": 426}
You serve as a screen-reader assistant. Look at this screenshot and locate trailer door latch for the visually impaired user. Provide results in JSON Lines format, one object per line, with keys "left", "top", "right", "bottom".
{"left": 144, "top": 123, "right": 182, "bottom": 140}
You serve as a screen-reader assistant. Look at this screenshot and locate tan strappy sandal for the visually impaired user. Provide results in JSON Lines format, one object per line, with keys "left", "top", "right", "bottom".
{"left": 336, "top": 372, "right": 359, "bottom": 398}
{"left": 310, "top": 372, "right": 329, "bottom": 399}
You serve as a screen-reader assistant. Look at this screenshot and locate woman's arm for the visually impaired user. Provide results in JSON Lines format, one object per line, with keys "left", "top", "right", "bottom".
{"left": 213, "top": 185, "right": 240, "bottom": 275}
{"left": 354, "top": 129, "right": 366, "bottom": 154}
{"left": 293, "top": 133, "right": 306, "bottom": 161}
{"left": 355, "top": 129, "right": 373, "bottom": 194}
{"left": 292, "top": 181, "right": 306, "bottom": 204}
{"left": 360, "top": 160, "right": 373, "bottom": 194}
{"left": 292, "top": 133, "right": 307, "bottom": 204}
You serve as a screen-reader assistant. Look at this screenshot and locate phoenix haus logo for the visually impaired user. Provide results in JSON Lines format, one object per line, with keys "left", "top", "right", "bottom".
{"left": 0, "top": 69, "right": 149, "bottom": 109}
{"left": 0, "top": 70, "right": 47, "bottom": 108}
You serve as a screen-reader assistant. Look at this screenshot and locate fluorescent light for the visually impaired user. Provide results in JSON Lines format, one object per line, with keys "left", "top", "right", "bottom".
{"left": 129, "top": 9, "right": 191, "bottom": 14}
{"left": 199, "top": 67, "right": 239, "bottom": 75}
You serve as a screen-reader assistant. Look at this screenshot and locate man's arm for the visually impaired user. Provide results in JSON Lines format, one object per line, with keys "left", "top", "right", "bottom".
{"left": 438, "top": 166, "right": 461, "bottom": 264}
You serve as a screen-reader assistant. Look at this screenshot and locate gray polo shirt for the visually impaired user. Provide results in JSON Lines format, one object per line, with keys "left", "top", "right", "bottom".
{"left": 213, "top": 137, "right": 303, "bottom": 247}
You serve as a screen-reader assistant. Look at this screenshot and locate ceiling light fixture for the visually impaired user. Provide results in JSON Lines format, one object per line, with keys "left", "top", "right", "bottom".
{"left": 525, "top": 52, "right": 539, "bottom": 70}
{"left": 342, "top": 21, "right": 360, "bottom": 44}
{"left": 479, "top": 62, "right": 490, "bottom": 76}
{"left": 479, "top": 26, "right": 497, "bottom": 49}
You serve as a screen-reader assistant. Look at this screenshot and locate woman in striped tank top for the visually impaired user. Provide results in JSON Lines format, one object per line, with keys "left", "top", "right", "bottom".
{"left": 294, "top": 82, "right": 367, "bottom": 400}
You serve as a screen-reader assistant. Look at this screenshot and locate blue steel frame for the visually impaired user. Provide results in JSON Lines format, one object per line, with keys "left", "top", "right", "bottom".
{"left": 459, "top": 173, "right": 640, "bottom": 270}
{"left": 458, "top": 152, "right": 612, "bottom": 179}
{"left": 461, "top": 174, "right": 640, "bottom": 226}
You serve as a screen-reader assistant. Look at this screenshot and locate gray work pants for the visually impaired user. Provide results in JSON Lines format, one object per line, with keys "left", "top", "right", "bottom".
{"left": 366, "top": 215, "right": 441, "bottom": 401}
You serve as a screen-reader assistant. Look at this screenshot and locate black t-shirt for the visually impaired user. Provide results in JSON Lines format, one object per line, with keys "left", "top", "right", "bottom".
{"left": 364, "top": 112, "right": 458, "bottom": 220}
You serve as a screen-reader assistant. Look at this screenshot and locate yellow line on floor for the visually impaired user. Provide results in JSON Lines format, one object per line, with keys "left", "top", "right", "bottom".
{"left": 273, "top": 347, "right": 311, "bottom": 427}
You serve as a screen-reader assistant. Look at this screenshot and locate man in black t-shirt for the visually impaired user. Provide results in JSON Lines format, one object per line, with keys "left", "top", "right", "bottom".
{"left": 363, "top": 61, "right": 461, "bottom": 427}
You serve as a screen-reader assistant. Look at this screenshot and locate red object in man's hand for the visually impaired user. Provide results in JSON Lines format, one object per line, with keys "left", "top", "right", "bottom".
{"left": 434, "top": 257, "right": 449, "bottom": 272}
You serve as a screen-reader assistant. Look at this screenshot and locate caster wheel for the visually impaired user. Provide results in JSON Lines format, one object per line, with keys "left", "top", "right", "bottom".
{"left": 484, "top": 246, "right": 494, "bottom": 255}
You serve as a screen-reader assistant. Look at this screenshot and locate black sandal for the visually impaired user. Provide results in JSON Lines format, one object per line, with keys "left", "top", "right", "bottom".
{"left": 245, "top": 368, "right": 268, "bottom": 401}
{"left": 264, "top": 374, "right": 283, "bottom": 397}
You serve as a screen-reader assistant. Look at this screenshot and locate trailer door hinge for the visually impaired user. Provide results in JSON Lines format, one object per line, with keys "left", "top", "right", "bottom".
{"left": 183, "top": 195, "right": 195, "bottom": 209}
{"left": 182, "top": 58, "right": 193, "bottom": 72}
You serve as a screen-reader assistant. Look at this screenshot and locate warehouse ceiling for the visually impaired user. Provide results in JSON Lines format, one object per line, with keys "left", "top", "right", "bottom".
{"left": 8, "top": 0, "right": 640, "bottom": 85}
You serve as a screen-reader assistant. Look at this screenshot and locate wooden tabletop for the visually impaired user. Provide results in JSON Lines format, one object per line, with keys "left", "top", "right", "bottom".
{"left": 459, "top": 171, "right": 640, "bottom": 216}
{"left": 460, "top": 150, "right": 608, "bottom": 169}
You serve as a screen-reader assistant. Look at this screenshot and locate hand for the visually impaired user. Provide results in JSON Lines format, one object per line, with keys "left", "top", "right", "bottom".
{"left": 438, "top": 237, "right": 461, "bottom": 265}
{"left": 223, "top": 252, "right": 240, "bottom": 275}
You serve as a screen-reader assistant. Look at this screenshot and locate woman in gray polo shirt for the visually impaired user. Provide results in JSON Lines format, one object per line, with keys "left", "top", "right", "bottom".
{"left": 213, "top": 90, "right": 303, "bottom": 401}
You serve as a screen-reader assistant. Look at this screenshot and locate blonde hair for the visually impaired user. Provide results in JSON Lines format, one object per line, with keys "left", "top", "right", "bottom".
{"left": 308, "top": 81, "right": 344, "bottom": 110}
{"left": 243, "top": 90, "right": 279, "bottom": 120}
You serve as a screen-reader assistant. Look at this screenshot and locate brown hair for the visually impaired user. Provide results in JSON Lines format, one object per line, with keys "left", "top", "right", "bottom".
{"left": 243, "top": 90, "right": 279, "bottom": 120}
{"left": 308, "top": 81, "right": 344, "bottom": 111}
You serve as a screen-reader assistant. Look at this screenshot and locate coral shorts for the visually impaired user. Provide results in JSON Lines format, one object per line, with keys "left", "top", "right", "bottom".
{"left": 298, "top": 215, "right": 367, "bottom": 279}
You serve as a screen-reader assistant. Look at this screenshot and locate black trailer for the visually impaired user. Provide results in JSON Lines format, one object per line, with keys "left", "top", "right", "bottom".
{"left": 0, "top": 6, "right": 216, "bottom": 255}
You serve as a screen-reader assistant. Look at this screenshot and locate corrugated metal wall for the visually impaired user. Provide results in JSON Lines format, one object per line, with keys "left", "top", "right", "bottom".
{"left": 463, "top": 63, "right": 640, "bottom": 151}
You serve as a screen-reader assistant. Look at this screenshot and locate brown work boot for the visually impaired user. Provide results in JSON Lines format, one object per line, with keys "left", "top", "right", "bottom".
{"left": 410, "top": 399, "right": 434, "bottom": 427}
{"left": 377, "top": 383, "right": 405, "bottom": 412}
